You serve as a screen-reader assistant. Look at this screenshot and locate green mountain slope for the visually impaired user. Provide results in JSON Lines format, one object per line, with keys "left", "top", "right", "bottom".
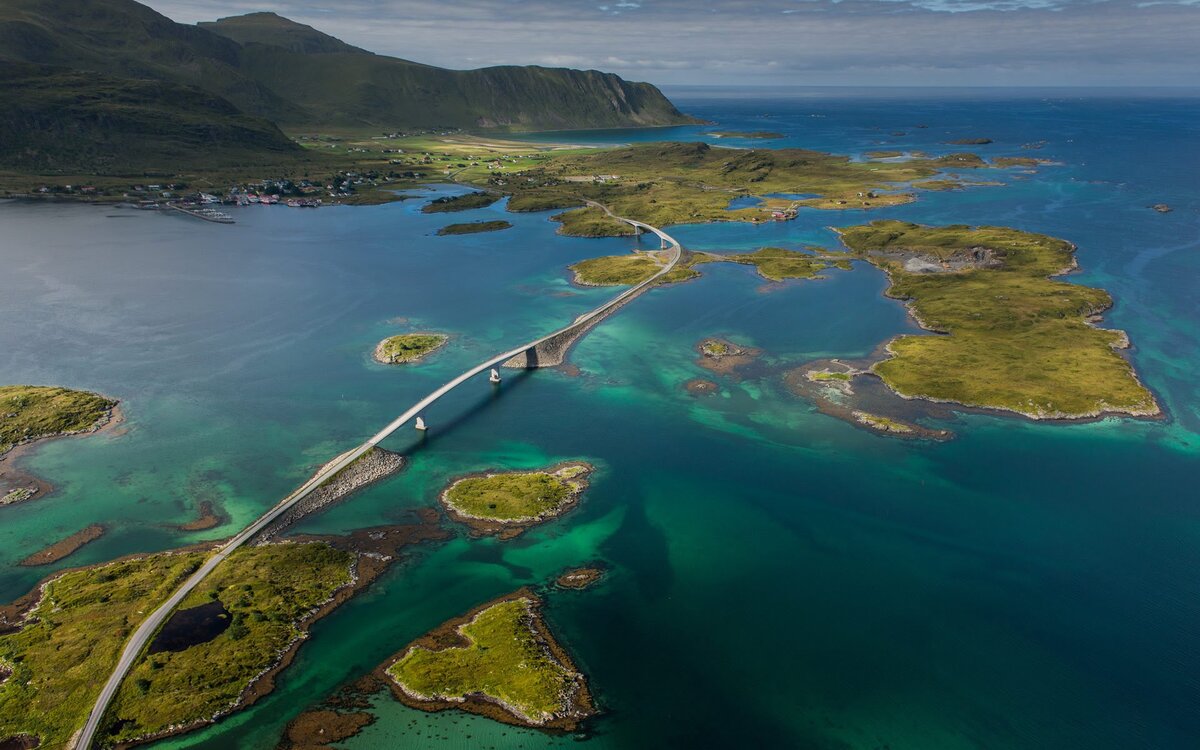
{"left": 199, "top": 12, "right": 694, "bottom": 130}
{"left": 0, "top": 0, "right": 306, "bottom": 122}
{"left": 0, "top": 63, "right": 301, "bottom": 174}
{"left": 0, "top": 0, "right": 694, "bottom": 132}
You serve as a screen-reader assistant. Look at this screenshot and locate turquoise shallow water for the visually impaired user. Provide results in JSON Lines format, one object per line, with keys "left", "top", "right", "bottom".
{"left": 1, "top": 90, "right": 1199, "bottom": 749}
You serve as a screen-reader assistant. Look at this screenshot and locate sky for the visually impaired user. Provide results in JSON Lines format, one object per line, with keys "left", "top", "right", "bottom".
{"left": 152, "top": 0, "right": 1200, "bottom": 87}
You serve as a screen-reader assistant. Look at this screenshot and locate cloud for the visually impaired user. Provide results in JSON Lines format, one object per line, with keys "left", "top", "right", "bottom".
{"left": 150, "top": 0, "right": 1200, "bottom": 86}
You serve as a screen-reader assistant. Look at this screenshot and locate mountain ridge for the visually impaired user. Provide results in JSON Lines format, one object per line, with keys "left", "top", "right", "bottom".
{"left": 0, "top": 0, "right": 695, "bottom": 132}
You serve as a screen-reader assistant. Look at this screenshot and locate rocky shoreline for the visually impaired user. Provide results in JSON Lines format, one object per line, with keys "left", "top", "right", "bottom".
{"left": 695, "top": 337, "right": 762, "bottom": 378}
{"left": 378, "top": 589, "right": 595, "bottom": 732}
{"left": 256, "top": 447, "right": 406, "bottom": 542}
{"left": 440, "top": 462, "right": 593, "bottom": 539}
{"left": 108, "top": 511, "right": 449, "bottom": 749}
{"left": 830, "top": 227, "right": 1163, "bottom": 423}
{"left": 0, "top": 402, "right": 123, "bottom": 507}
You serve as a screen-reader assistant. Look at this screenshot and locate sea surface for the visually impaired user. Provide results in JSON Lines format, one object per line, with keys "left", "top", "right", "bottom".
{"left": 1, "top": 88, "right": 1198, "bottom": 749}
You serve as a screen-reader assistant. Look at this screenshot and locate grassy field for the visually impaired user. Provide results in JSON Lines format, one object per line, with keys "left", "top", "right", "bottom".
{"left": 570, "top": 254, "right": 661, "bottom": 285}
{"left": 436, "top": 220, "right": 512, "bottom": 236}
{"left": 710, "top": 247, "right": 850, "bottom": 281}
{"left": 421, "top": 192, "right": 499, "bottom": 213}
{"left": 0, "top": 551, "right": 207, "bottom": 748}
{"left": 460, "top": 141, "right": 996, "bottom": 228}
{"left": 374, "top": 334, "right": 448, "bottom": 364}
{"left": 104, "top": 543, "right": 355, "bottom": 744}
{"left": 552, "top": 206, "right": 633, "bottom": 237}
{"left": 386, "top": 594, "right": 585, "bottom": 726}
{"left": 0, "top": 385, "right": 116, "bottom": 455}
{"left": 443, "top": 464, "right": 590, "bottom": 522}
{"left": 838, "top": 220, "right": 1159, "bottom": 418}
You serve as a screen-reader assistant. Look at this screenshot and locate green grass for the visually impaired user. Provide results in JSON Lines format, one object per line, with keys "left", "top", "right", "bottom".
{"left": 386, "top": 596, "right": 578, "bottom": 725}
{"left": 375, "top": 334, "right": 447, "bottom": 363}
{"left": 469, "top": 141, "right": 996, "bottom": 228}
{"left": 839, "top": 220, "right": 1159, "bottom": 418}
{"left": 0, "top": 385, "right": 115, "bottom": 455}
{"left": 436, "top": 220, "right": 512, "bottom": 236}
{"left": 443, "top": 464, "right": 589, "bottom": 522}
{"left": 104, "top": 543, "right": 354, "bottom": 744}
{"left": 568, "top": 254, "right": 662, "bottom": 285}
{"left": 0, "top": 552, "right": 207, "bottom": 748}
{"left": 810, "top": 371, "right": 852, "bottom": 381}
{"left": 700, "top": 340, "right": 732, "bottom": 357}
{"left": 552, "top": 206, "right": 631, "bottom": 237}
{"left": 852, "top": 411, "right": 914, "bottom": 433}
{"left": 505, "top": 192, "right": 583, "bottom": 213}
{"left": 716, "top": 247, "right": 848, "bottom": 281}
{"left": 421, "top": 192, "right": 498, "bottom": 213}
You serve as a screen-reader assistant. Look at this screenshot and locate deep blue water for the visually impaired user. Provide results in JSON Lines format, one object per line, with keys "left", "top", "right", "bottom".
{"left": 1, "top": 89, "right": 1198, "bottom": 749}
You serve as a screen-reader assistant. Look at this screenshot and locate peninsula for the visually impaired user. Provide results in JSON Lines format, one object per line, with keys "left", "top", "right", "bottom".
{"left": 382, "top": 589, "right": 595, "bottom": 730}
{"left": 0, "top": 385, "right": 117, "bottom": 458}
{"left": 1, "top": 385, "right": 119, "bottom": 506}
{"left": 836, "top": 220, "right": 1160, "bottom": 420}
{"left": 0, "top": 515, "right": 447, "bottom": 749}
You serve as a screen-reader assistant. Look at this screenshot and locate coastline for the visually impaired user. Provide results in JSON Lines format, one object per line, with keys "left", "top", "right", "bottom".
{"left": 371, "top": 333, "right": 448, "bottom": 365}
{"left": 0, "top": 401, "right": 124, "bottom": 507}
{"left": 439, "top": 462, "right": 594, "bottom": 539}
{"left": 377, "top": 588, "right": 595, "bottom": 732}
{"left": 110, "top": 511, "right": 450, "bottom": 749}
{"left": 830, "top": 228, "right": 1164, "bottom": 422}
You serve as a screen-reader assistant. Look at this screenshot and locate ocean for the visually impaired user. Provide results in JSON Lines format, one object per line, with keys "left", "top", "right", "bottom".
{"left": 1, "top": 88, "right": 1197, "bottom": 749}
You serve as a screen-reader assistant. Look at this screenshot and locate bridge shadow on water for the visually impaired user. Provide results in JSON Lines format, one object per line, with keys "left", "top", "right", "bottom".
{"left": 383, "top": 367, "right": 540, "bottom": 458}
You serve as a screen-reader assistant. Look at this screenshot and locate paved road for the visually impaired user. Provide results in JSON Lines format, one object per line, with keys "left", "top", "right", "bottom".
{"left": 76, "top": 208, "right": 680, "bottom": 749}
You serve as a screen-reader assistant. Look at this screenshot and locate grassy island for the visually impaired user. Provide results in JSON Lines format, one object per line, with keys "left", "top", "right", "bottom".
{"left": 568, "top": 251, "right": 694, "bottom": 286}
{"left": 422, "top": 191, "right": 499, "bottom": 213}
{"left": 436, "top": 220, "right": 512, "bottom": 236}
{"left": 712, "top": 247, "right": 850, "bottom": 281}
{"left": 373, "top": 333, "right": 448, "bottom": 364}
{"left": 0, "top": 385, "right": 117, "bottom": 457}
{"left": 488, "top": 142, "right": 995, "bottom": 228}
{"left": 837, "top": 220, "right": 1160, "bottom": 419}
{"left": 383, "top": 590, "right": 594, "bottom": 730}
{"left": 441, "top": 462, "right": 593, "bottom": 537}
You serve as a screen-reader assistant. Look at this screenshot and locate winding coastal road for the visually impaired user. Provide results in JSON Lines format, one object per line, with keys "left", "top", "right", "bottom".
{"left": 76, "top": 207, "right": 680, "bottom": 749}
